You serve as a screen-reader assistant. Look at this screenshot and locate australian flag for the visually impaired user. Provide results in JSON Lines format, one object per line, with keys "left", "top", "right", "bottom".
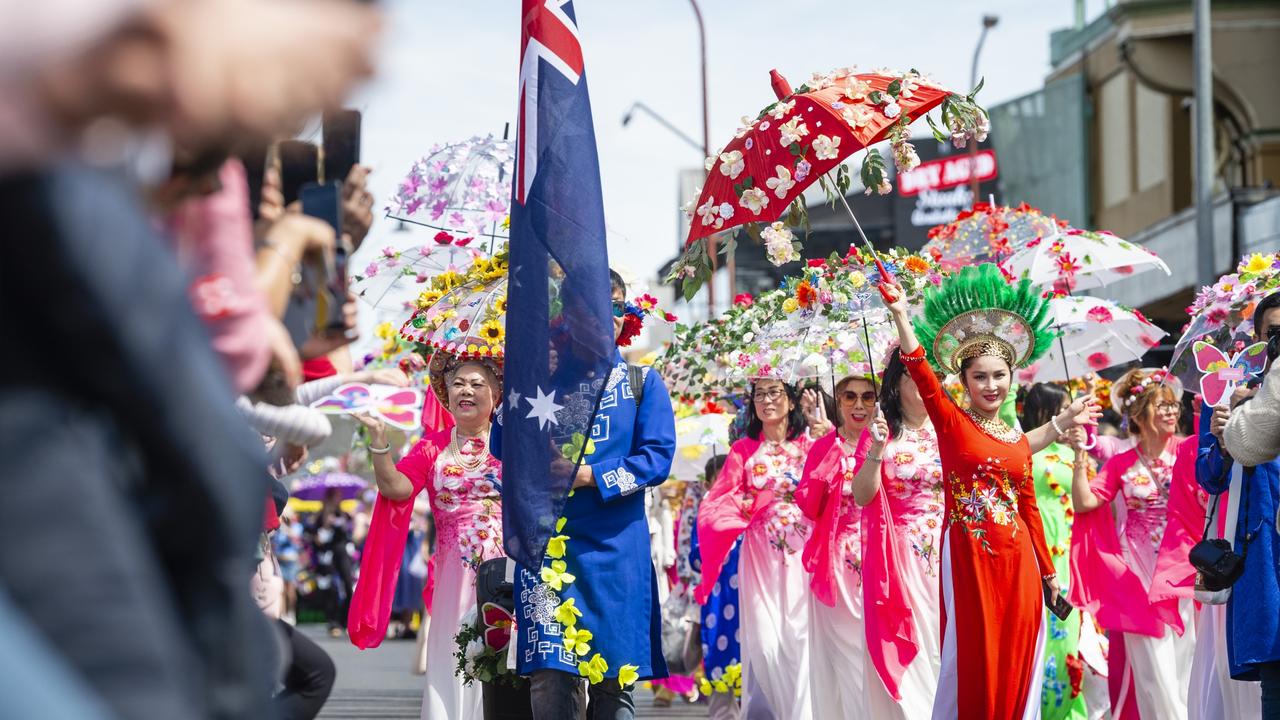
{"left": 500, "top": 0, "right": 614, "bottom": 571}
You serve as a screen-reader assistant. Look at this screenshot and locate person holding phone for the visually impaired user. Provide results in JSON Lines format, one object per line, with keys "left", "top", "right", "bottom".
{"left": 880, "top": 264, "right": 1098, "bottom": 720}
{"left": 1020, "top": 383, "right": 1102, "bottom": 719}
{"left": 793, "top": 373, "right": 876, "bottom": 718}
{"left": 849, "top": 349, "right": 944, "bottom": 719}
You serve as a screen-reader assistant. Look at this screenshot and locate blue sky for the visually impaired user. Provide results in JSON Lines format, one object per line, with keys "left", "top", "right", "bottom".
{"left": 349, "top": 0, "right": 1105, "bottom": 293}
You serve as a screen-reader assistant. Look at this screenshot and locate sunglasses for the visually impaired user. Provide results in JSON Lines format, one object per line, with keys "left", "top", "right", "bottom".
{"left": 841, "top": 390, "right": 878, "bottom": 405}
{"left": 611, "top": 300, "right": 628, "bottom": 318}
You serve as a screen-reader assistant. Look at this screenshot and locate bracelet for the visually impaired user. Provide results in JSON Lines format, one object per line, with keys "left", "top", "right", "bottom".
{"left": 1050, "top": 416, "right": 1066, "bottom": 437}
{"left": 368, "top": 444, "right": 392, "bottom": 455}
{"left": 867, "top": 454, "right": 883, "bottom": 463}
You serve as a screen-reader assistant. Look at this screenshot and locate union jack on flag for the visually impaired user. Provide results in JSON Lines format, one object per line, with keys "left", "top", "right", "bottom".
{"left": 499, "top": 0, "right": 614, "bottom": 572}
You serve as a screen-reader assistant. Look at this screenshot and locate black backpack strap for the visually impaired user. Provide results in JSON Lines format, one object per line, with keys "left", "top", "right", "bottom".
{"left": 628, "top": 364, "right": 645, "bottom": 408}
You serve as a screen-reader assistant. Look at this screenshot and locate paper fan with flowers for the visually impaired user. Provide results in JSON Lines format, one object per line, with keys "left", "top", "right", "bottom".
{"left": 1169, "top": 252, "right": 1280, "bottom": 388}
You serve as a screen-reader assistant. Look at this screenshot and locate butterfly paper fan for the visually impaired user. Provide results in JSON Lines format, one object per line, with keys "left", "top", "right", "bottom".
{"left": 310, "top": 383, "right": 424, "bottom": 430}
{"left": 1192, "top": 341, "right": 1268, "bottom": 407}
{"left": 481, "top": 602, "right": 514, "bottom": 651}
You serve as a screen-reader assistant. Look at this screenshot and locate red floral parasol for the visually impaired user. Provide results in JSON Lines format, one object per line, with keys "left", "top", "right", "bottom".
{"left": 667, "top": 67, "right": 990, "bottom": 296}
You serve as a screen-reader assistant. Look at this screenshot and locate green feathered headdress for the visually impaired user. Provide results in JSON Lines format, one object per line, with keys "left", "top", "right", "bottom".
{"left": 912, "top": 263, "right": 1056, "bottom": 375}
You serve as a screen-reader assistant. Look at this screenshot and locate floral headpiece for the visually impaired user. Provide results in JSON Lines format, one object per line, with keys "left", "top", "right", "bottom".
{"left": 428, "top": 351, "right": 503, "bottom": 407}
{"left": 913, "top": 264, "right": 1056, "bottom": 375}
{"left": 1111, "top": 367, "right": 1183, "bottom": 413}
{"left": 617, "top": 294, "right": 677, "bottom": 348}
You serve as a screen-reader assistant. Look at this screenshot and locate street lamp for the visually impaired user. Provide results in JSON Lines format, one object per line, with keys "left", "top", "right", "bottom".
{"left": 968, "top": 14, "right": 998, "bottom": 204}
{"left": 621, "top": 102, "right": 704, "bottom": 154}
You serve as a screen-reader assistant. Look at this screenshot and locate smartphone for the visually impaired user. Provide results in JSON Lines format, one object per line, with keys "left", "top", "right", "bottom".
{"left": 300, "top": 182, "right": 350, "bottom": 333}
{"left": 322, "top": 109, "right": 362, "bottom": 185}
{"left": 1043, "top": 581, "right": 1073, "bottom": 621}
{"left": 278, "top": 140, "right": 319, "bottom": 206}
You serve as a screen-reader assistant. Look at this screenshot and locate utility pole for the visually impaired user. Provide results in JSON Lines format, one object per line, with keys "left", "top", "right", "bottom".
{"left": 968, "top": 15, "right": 998, "bottom": 205}
{"left": 1193, "top": 0, "right": 1216, "bottom": 285}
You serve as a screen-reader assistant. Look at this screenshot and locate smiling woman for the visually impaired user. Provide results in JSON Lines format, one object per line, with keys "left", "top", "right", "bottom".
{"left": 880, "top": 264, "right": 1100, "bottom": 720}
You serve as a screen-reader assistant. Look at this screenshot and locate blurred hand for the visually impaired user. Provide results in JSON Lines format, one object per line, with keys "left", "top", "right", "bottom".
{"left": 1065, "top": 394, "right": 1101, "bottom": 429}
{"left": 258, "top": 166, "right": 286, "bottom": 224}
{"left": 264, "top": 316, "right": 302, "bottom": 390}
{"left": 299, "top": 291, "right": 359, "bottom": 359}
{"left": 161, "top": 0, "right": 381, "bottom": 145}
{"left": 280, "top": 443, "right": 308, "bottom": 476}
{"left": 362, "top": 367, "right": 410, "bottom": 387}
{"left": 1064, "top": 426, "right": 1087, "bottom": 452}
{"left": 341, "top": 165, "right": 375, "bottom": 248}
{"left": 265, "top": 213, "right": 336, "bottom": 260}
{"left": 571, "top": 465, "right": 595, "bottom": 489}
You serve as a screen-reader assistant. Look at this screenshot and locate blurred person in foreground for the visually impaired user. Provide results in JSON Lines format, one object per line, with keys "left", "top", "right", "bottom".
{"left": 1210, "top": 291, "right": 1280, "bottom": 718}
{"left": 0, "top": 1, "right": 381, "bottom": 718}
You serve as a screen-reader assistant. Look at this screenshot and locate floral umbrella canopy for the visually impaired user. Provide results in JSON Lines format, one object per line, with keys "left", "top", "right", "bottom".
{"left": 1169, "top": 252, "right": 1280, "bottom": 387}
{"left": 666, "top": 66, "right": 990, "bottom": 296}
{"left": 722, "top": 247, "right": 943, "bottom": 385}
{"left": 387, "top": 134, "right": 513, "bottom": 252}
{"left": 922, "top": 202, "right": 1063, "bottom": 271}
{"left": 1000, "top": 227, "right": 1170, "bottom": 293}
{"left": 1016, "top": 296, "right": 1167, "bottom": 384}
{"left": 353, "top": 237, "right": 483, "bottom": 315}
{"left": 671, "top": 411, "right": 733, "bottom": 483}
{"left": 400, "top": 251, "right": 509, "bottom": 362}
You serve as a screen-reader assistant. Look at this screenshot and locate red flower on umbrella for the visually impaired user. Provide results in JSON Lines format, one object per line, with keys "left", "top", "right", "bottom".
{"left": 1056, "top": 252, "right": 1081, "bottom": 276}
{"left": 434, "top": 231, "right": 455, "bottom": 244}
{"left": 796, "top": 280, "right": 818, "bottom": 309}
{"left": 1086, "top": 306, "right": 1114, "bottom": 324}
{"left": 1025, "top": 237, "right": 1043, "bottom": 249}
{"left": 807, "top": 258, "right": 827, "bottom": 268}
{"left": 734, "top": 293, "right": 754, "bottom": 307}
{"left": 1140, "top": 333, "right": 1160, "bottom": 348}
{"left": 1087, "top": 352, "right": 1111, "bottom": 370}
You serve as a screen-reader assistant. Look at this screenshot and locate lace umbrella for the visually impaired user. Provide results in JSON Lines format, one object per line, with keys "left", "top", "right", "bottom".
{"left": 1017, "top": 296, "right": 1166, "bottom": 384}
{"left": 387, "top": 134, "right": 513, "bottom": 254}
{"left": 1001, "top": 227, "right": 1170, "bottom": 293}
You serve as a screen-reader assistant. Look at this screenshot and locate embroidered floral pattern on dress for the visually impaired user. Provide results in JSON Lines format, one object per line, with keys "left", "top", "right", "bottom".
{"left": 431, "top": 442, "right": 503, "bottom": 569}
{"left": 1119, "top": 449, "right": 1176, "bottom": 560}
{"left": 742, "top": 441, "right": 810, "bottom": 556}
{"left": 947, "top": 455, "right": 1024, "bottom": 555}
{"left": 881, "top": 426, "right": 945, "bottom": 575}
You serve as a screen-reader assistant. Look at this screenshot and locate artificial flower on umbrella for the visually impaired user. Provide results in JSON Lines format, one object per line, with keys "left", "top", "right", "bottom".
{"left": 400, "top": 251, "right": 509, "bottom": 361}
{"left": 666, "top": 66, "right": 992, "bottom": 296}
{"left": 922, "top": 201, "right": 1064, "bottom": 271}
{"left": 654, "top": 294, "right": 759, "bottom": 402}
{"left": 616, "top": 293, "right": 678, "bottom": 348}
{"left": 1168, "top": 251, "right": 1280, "bottom": 388}
{"left": 352, "top": 235, "right": 485, "bottom": 316}
{"left": 1000, "top": 226, "right": 1170, "bottom": 293}
{"left": 1016, "top": 295, "right": 1167, "bottom": 384}
{"left": 387, "top": 134, "right": 513, "bottom": 252}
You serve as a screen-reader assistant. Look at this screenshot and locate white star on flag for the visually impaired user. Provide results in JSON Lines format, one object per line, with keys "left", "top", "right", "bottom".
{"left": 525, "top": 387, "right": 563, "bottom": 430}
{"left": 507, "top": 389, "right": 522, "bottom": 411}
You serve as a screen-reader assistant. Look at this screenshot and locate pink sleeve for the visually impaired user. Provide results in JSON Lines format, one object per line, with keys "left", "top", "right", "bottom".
{"left": 694, "top": 440, "right": 756, "bottom": 605}
{"left": 349, "top": 434, "right": 441, "bottom": 648}
{"left": 169, "top": 159, "right": 273, "bottom": 393}
{"left": 1089, "top": 453, "right": 1127, "bottom": 503}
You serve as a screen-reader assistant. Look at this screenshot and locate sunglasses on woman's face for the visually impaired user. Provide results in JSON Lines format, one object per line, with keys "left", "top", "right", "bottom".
{"left": 841, "top": 390, "right": 877, "bottom": 406}
{"left": 611, "top": 300, "right": 627, "bottom": 318}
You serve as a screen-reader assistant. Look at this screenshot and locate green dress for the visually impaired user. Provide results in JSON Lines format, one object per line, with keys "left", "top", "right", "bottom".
{"left": 1031, "top": 442, "right": 1087, "bottom": 720}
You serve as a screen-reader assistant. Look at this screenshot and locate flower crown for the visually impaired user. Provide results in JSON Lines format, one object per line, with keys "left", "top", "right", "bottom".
{"left": 1119, "top": 368, "right": 1171, "bottom": 410}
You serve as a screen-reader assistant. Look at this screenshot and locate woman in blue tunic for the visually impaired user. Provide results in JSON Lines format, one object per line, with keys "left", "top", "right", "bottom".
{"left": 500, "top": 274, "right": 678, "bottom": 719}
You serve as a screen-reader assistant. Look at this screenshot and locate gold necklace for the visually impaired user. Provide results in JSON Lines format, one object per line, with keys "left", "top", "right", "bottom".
{"left": 449, "top": 429, "right": 490, "bottom": 472}
{"left": 963, "top": 408, "right": 1023, "bottom": 444}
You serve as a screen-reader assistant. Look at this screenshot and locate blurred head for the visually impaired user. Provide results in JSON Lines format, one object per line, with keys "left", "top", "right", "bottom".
{"left": 747, "top": 379, "right": 806, "bottom": 441}
{"left": 880, "top": 350, "right": 924, "bottom": 437}
{"left": 1254, "top": 291, "right": 1280, "bottom": 341}
{"left": 960, "top": 354, "right": 1012, "bottom": 416}
{"left": 703, "top": 453, "right": 728, "bottom": 489}
{"left": 1019, "top": 383, "right": 1069, "bottom": 432}
{"left": 835, "top": 376, "right": 877, "bottom": 432}
{"left": 610, "top": 269, "right": 627, "bottom": 342}
{"left": 1115, "top": 368, "right": 1181, "bottom": 441}
{"left": 445, "top": 360, "right": 500, "bottom": 427}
